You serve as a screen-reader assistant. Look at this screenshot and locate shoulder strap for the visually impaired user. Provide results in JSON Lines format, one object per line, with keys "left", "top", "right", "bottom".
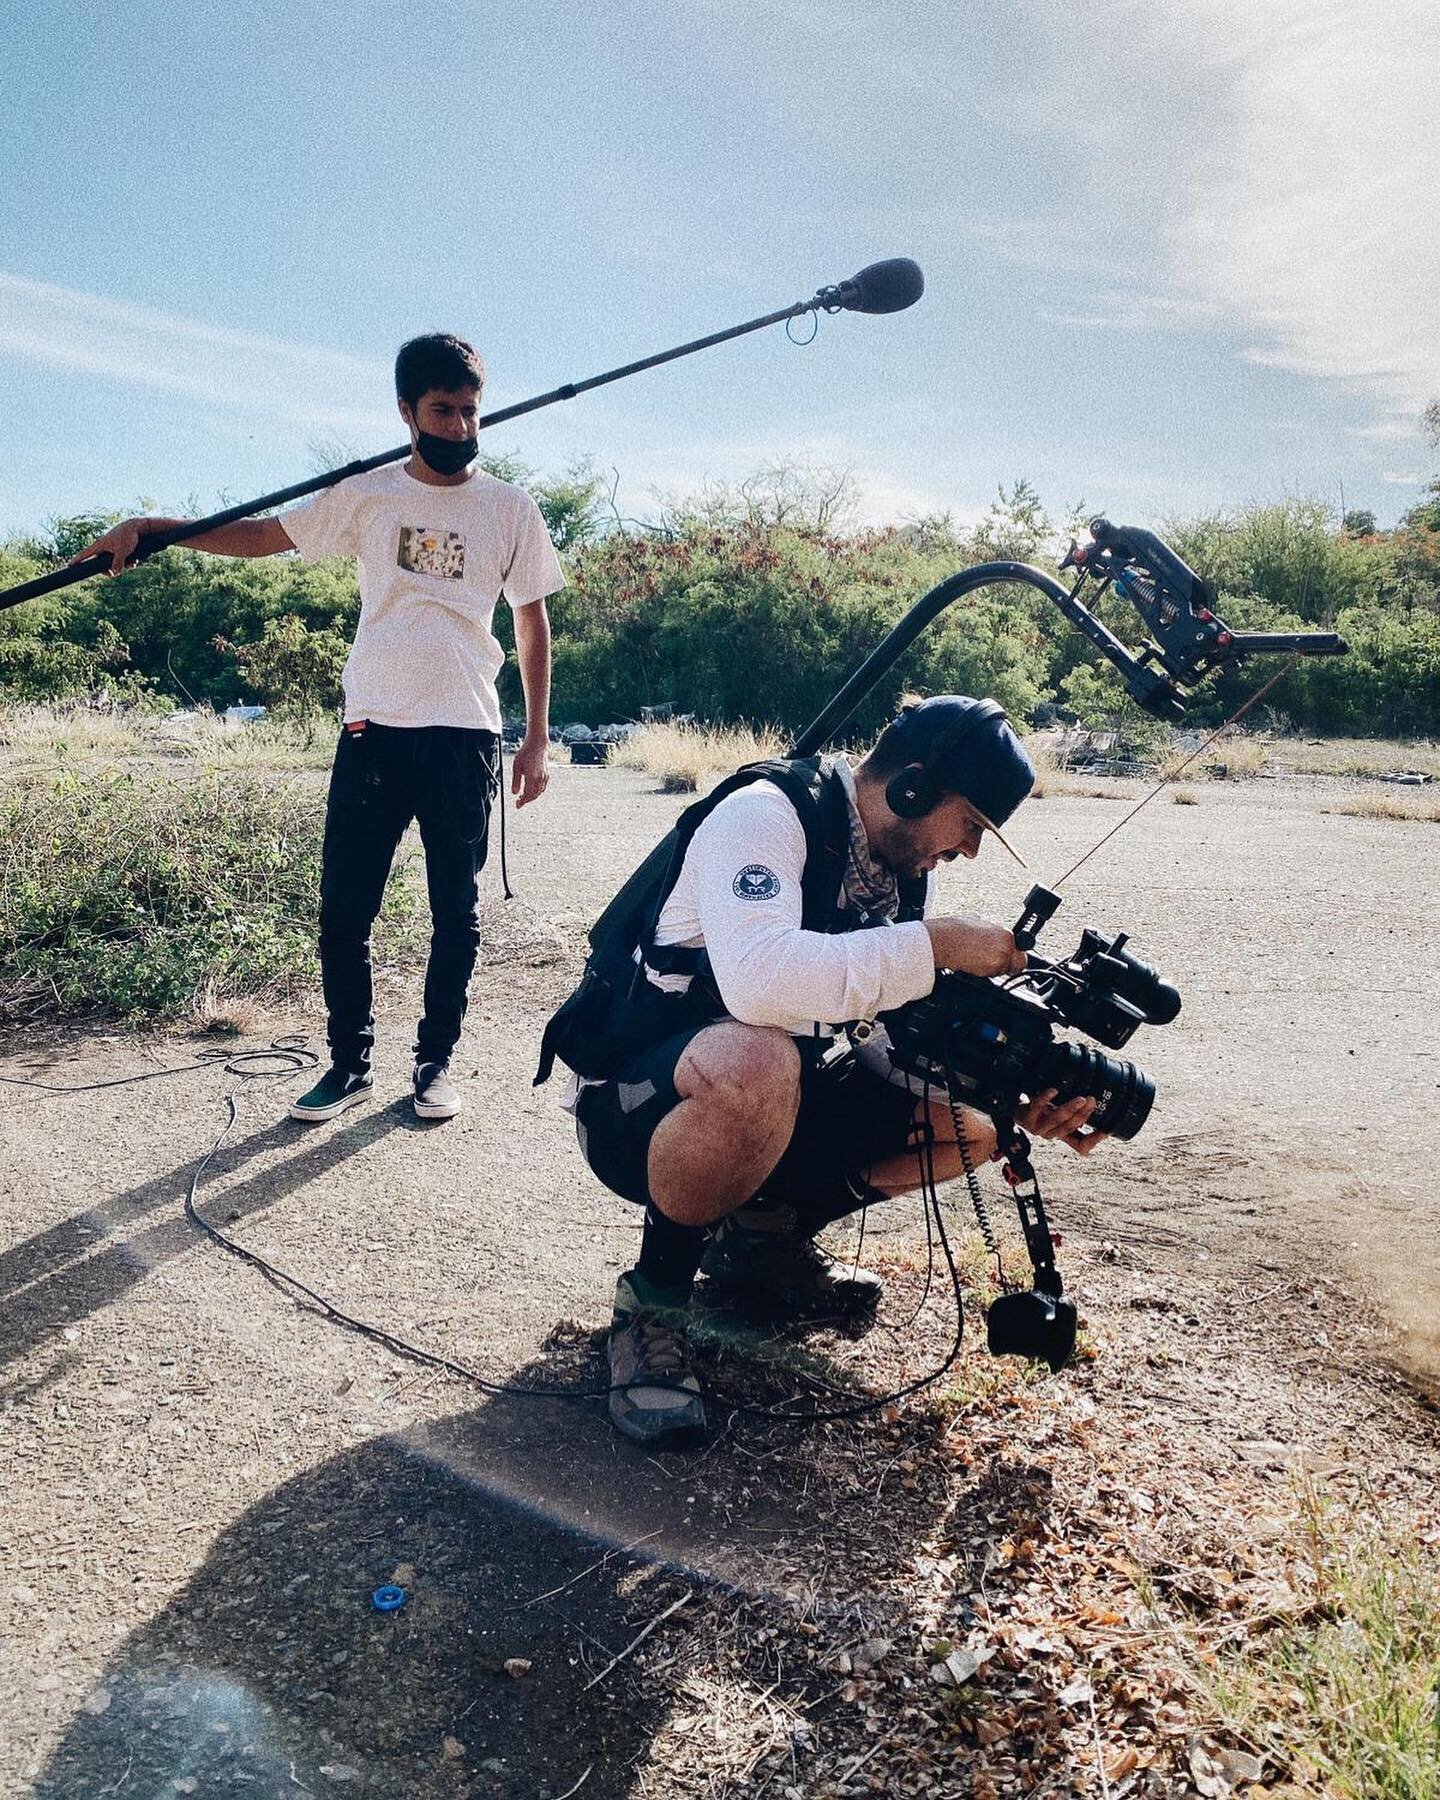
{"left": 640, "top": 758, "right": 845, "bottom": 957}
{"left": 896, "top": 872, "right": 929, "bottom": 922}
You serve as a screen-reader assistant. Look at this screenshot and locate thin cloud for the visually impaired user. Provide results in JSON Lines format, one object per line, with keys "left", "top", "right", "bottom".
{"left": 1056, "top": 0, "right": 1440, "bottom": 417}
{"left": 0, "top": 272, "right": 395, "bottom": 436}
{"left": 1345, "top": 417, "right": 1426, "bottom": 443}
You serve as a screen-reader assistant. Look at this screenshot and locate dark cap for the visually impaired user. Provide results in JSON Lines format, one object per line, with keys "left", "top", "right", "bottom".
{"left": 894, "top": 696, "right": 1036, "bottom": 863}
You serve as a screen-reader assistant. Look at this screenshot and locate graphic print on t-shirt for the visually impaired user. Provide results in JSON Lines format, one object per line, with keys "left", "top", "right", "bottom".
{"left": 397, "top": 525, "right": 467, "bottom": 581}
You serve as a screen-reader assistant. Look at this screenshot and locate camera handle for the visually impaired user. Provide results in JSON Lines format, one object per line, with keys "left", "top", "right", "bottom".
{"left": 1012, "top": 884, "right": 1062, "bottom": 952}
{"left": 992, "top": 1117, "right": 1063, "bottom": 1298}
{"left": 984, "top": 1115, "right": 1081, "bottom": 1373}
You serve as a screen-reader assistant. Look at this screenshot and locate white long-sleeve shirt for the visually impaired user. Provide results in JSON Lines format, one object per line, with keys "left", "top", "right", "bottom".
{"left": 649, "top": 771, "right": 936, "bottom": 1037}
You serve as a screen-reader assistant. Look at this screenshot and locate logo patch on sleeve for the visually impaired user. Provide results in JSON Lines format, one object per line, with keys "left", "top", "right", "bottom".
{"left": 733, "top": 864, "right": 782, "bottom": 901}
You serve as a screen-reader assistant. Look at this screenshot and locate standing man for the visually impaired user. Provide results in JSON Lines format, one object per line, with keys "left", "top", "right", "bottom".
{"left": 74, "top": 334, "right": 566, "bottom": 1122}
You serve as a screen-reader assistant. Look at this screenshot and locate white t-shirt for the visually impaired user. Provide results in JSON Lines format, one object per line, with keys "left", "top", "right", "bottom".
{"left": 280, "top": 464, "right": 565, "bottom": 731}
{"left": 650, "top": 772, "right": 936, "bottom": 1038}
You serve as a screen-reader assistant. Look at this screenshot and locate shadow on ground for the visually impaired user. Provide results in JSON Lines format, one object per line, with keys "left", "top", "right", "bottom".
{"left": 0, "top": 1099, "right": 414, "bottom": 1377}
{"left": 32, "top": 1319, "right": 1059, "bottom": 1798}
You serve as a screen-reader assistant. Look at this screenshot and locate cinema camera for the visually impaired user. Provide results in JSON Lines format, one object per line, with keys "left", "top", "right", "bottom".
{"left": 860, "top": 884, "right": 1181, "bottom": 1372}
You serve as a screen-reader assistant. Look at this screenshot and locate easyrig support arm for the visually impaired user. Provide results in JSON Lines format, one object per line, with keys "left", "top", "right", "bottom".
{"left": 790, "top": 520, "right": 1352, "bottom": 748}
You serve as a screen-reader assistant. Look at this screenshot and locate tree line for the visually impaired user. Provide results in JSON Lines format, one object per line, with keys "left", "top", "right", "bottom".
{"left": 3, "top": 452, "right": 1439, "bottom": 740}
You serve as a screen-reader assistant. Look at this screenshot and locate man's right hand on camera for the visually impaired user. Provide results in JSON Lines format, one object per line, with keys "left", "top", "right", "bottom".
{"left": 924, "top": 916, "right": 1026, "bottom": 979}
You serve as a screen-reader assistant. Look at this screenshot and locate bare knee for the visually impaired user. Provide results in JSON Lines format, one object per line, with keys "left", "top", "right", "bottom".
{"left": 676, "top": 1023, "right": 800, "bottom": 1130}
{"left": 648, "top": 1024, "right": 801, "bottom": 1226}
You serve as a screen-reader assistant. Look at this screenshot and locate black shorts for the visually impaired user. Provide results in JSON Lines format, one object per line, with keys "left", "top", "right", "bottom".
{"left": 573, "top": 1027, "right": 928, "bottom": 1218}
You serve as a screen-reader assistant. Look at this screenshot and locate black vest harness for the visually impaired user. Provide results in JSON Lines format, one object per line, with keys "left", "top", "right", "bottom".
{"left": 534, "top": 757, "right": 927, "bottom": 1085}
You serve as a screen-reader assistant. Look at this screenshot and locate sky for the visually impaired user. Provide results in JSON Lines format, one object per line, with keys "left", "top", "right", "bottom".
{"left": 1, "top": 0, "right": 1437, "bottom": 543}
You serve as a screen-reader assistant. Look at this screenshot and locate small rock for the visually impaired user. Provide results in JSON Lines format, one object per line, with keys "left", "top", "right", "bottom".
{"left": 441, "top": 1736, "right": 465, "bottom": 1761}
{"left": 853, "top": 1637, "right": 892, "bottom": 1671}
{"left": 503, "top": 1658, "right": 533, "bottom": 1679}
{"left": 932, "top": 1644, "right": 993, "bottom": 1687}
{"left": 81, "top": 1687, "right": 112, "bottom": 1716}
{"left": 1214, "top": 1746, "right": 1266, "bottom": 1785}
{"left": 318, "top": 1766, "right": 358, "bottom": 1782}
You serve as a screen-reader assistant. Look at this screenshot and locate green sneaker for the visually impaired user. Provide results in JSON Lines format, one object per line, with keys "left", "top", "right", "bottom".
{"left": 607, "top": 1273, "right": 707, "bottom": 1448}
{"left": 289, "top": 1065, "right": 374, "bottom": 1123}
{"left": 699, "top": 1206, "right": 883, "bottom": 1319}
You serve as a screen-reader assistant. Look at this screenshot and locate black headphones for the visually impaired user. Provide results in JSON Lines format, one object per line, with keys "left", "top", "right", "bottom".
{"left": 884, "top": 698, "right": 1008, "bottom": 819}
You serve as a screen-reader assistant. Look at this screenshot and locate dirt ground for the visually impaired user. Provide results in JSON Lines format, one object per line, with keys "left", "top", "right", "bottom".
{"left": 1, "top": 762, "right": 1437, "bottom": 1797}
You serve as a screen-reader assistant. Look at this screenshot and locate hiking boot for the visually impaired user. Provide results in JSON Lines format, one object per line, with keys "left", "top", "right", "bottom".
{"left": 607, "top": 1272, "right": 707, "bottom": 1448}
{"left": 289, "top": 1064, "right": 374, "bottom": 1123}
{"left": 413, "top": 1061, "right": 462, "bottom": 1121}
{"left": 699, "top": 1207, "right": 884, "bottom": 1319}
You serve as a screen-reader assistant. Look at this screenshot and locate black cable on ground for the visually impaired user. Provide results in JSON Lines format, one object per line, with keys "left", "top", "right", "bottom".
{"left": 8, "top": 1037, "right": 980, "bottom": 1428}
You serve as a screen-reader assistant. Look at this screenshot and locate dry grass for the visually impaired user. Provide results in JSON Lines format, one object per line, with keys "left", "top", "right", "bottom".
{"left": 609, "top": 720, "right": 787, "bottom": 792}
{"left": 1156, "top": 730, "right": 1270, "bottom": 784}
{"left": 190, "top": 987, "right": 264, "bottom": 1036}
{"left": 1024, "top": 736, "right": 1140, "bottom": 801}
{"left": 1204, "top": 732, "right": 1269, "bottom": 780}
{"left": 1322, "top": 790, "right": 1440, "bottom": 823}
{"left": 1171, "top": 787, "right": 1200, "bottom": 805}
{"left": 0, "top": 701, "right": 335, "bottom": 773}
{"left": 1276, "top": 735, "right": 1440, "bottom": 780}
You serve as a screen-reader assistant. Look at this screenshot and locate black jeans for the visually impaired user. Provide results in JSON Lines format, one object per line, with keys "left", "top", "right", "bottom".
{"left": 318, "top": 723, "right": 498, "bottom": 1072}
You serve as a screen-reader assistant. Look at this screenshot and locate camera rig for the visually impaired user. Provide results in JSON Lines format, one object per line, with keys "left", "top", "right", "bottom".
{"left": 1055, "top": 518, "right": 1348, "bottom": 720}
{"left": 856, "top": 884, "right": 1181, "bottom": 1371}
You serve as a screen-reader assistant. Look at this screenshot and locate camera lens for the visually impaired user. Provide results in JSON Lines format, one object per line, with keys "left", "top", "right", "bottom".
{"left": 1038, "top": 1041, "right": 1154, "bottom": 1138}
{"left": 1110, "top": 948, "right": 1181, "bottom": 1025}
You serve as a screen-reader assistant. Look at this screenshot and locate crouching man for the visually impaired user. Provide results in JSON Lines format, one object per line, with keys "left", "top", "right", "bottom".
{"left": 536, "top": 697, "right": 1108, "bottom": 1447}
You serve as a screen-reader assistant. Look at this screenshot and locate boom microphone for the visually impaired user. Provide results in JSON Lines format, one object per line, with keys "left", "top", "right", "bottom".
{"left": 816, "top": 257, "right": 925, "bottom": 315}
{"left": 0, "top": 259, "right": 928, "bottom": 616}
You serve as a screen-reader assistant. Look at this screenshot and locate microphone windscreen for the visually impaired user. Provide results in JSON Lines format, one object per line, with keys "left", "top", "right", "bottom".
{"left": 843, "top": 257, "right": 925, "bottom": 314}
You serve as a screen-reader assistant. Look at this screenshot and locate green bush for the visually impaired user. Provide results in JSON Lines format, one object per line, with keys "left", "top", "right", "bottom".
{"left": 225, "top": 612, "right": 351, "bottom": 717}
{"left": 5, "top": 480, "right": 1439, "bottom": 738}
{"left": 522, "top": 516, "right": 1054, "bottom": 735}
{"left": 0, "top": 769, "right": 423, "bottom": 1018}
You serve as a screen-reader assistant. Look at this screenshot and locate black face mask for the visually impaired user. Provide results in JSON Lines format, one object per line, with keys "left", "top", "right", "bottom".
{"left": 414, "top": 430, "right": 479, "bottom": 476}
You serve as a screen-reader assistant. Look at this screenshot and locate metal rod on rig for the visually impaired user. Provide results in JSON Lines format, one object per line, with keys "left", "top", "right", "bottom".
{"left": 788, "top": 560, "right": 1072, "bottom": 757}
{"left": 0, "top": 257, "right": 924, "bottom": 616}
